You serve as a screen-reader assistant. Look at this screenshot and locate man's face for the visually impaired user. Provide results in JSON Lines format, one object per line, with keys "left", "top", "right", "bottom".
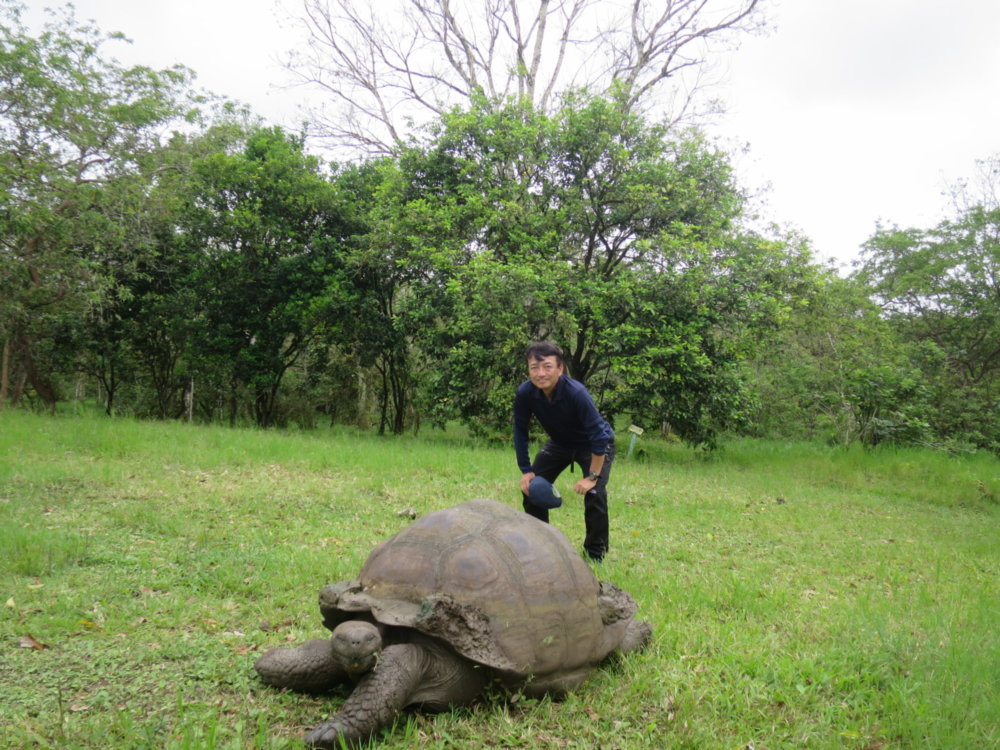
{"left": 528, "top": 355, "right": 564, "bottom": 393}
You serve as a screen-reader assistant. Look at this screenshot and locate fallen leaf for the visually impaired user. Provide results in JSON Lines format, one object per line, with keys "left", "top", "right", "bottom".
{"left": 585, "top": 705, "right": 600, "bottom": 720}
{"left": 664, "top": 695, "right": 677, "bottom": 721}
{"left": 20, "top": 634, "right": 48, "bottom": 650}
{"left": 5, "top": 597, "right": 14, "bottom": 608}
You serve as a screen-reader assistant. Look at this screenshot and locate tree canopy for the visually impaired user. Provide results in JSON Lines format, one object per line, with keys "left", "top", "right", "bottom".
{"left": 4, "top": 1, "right": 999, "bottom": 456}
{"left": 386, "top": 93, "right": 810, "bottom": 446}
{"left": 857, "top": 197, "right": 1000, "bottom": 450}
{"left": 0, "top": 0, "right": 196, "bottom": 407}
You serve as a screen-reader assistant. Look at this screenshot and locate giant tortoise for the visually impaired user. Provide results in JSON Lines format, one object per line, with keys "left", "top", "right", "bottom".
{"left": 255, "top": 498, "right": 651, "bottom": 747}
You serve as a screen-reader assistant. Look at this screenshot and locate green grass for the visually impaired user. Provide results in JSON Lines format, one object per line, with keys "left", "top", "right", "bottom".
{"left": 1, "top": 411, "right": 998, "bottom": 749}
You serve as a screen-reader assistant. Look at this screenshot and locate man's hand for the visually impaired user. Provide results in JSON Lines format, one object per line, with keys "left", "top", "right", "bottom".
{"left": 520, "top": 472, "right": 536, "bottom": 495}
{"left": 574, "top": 454, "right": 605, "bottom": 495}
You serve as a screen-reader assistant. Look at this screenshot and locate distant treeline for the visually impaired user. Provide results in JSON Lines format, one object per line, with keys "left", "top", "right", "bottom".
{"left": 3, "top": 3, "right": 999, "bottom": 454}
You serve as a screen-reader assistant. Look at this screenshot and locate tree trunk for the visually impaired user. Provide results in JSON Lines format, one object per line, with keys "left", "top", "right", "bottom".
{"left": 376, "top": 361, "right": 389, "bottom": 436}
{"left": 16, "top": 335, "right": 58, "bottom": 412}
{"left": 11, "top": 369, "right": 27, "bottom": 407}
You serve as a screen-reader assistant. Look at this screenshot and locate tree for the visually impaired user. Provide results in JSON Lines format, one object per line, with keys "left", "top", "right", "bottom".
{"left": 600, "top": 227, "right": 814, "bottom": 447}
{"left": 0, "top": 1, "right": 194, "bottom": 408}
{"left": 177, "top": 126, "right": 352, "bottom": 427}
{"left": 284, "top": 0, "right": 763, "bottom": 154}
{"left": 748, "top": 265, "right": 933, "bottom": 447}
{"left": 306, "top": 157, "right": 426, "bottom": 436}
{"left": 70, "top": 124, "right": 248, "bottom": 418}
{"left": 857, "top": 198, "right": 1000, "bottom": 450}
{"left": 387, "top": 94, "right": 809, "bottom": 446}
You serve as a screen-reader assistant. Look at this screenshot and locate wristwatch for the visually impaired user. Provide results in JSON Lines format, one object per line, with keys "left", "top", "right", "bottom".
{"left": 587, "top": 471, "right": 599, "bottom": 481}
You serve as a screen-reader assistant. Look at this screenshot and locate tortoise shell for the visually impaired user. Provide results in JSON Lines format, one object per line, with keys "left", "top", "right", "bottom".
{"left": 318, "top": 499, "right": 614, "bottom": 679}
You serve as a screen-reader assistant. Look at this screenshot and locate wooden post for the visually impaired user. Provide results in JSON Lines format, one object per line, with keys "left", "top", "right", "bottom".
{"left": 185, "top": 377, "right": 194, "bottom": 422}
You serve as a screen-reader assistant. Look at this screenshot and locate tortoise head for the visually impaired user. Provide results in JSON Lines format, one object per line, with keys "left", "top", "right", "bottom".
{"left": 330, "top": 620, "right": 383, "bottom": 676}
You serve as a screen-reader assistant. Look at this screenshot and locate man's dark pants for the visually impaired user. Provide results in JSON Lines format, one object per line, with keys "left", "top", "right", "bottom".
{"left": 522, "top": 439, "right": 615, "bottom": 560}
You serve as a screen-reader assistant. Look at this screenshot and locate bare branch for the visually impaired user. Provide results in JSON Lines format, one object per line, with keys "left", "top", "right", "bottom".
{"left": 412, "top": 1, "right": 480, "bottom": 95}
{"left": 537, "top": 0, "right": 591, "bottom": 110}
{"left": 612, "top": 0, "right": 763, "bottom": 110}
{"left": 283, "top": 0, "right": 765, "bottom": 155}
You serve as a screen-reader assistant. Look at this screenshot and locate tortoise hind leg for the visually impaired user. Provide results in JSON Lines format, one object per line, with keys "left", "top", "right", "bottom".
{"left": 621, "top": 619, "right": 652, "bottom": 653}
{"left": 255, "top": 638, "right": 348, "bottom": 693}
{"left": 596, "top": 581, "right": 652, "bottom": 656}
{"left": 519, "top": 667, "right": 592, "bottom": 699}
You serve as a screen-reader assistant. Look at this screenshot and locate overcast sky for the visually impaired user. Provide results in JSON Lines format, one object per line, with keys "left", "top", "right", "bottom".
{"left": 710, "top": 0, "right": 1000, "bottom": 269}
{"left": 23, "top": 0, "right": 1000, "bottom": 270}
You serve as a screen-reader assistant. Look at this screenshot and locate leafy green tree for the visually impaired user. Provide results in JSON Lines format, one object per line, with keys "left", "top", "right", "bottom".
{"left": 67, "top": 139, "right": 192, "bottom": 416}
{"left": 327, "top": 154, "right": 482, "bottom": 435}
{"left": 106, "top": 121, "right": 271, "bottom": 420}
{"left": 278, "top": 157, "right": 423, "bottom": 436}
{"left": 177, "top": 126, "right": 352, "bottom": 427}
{"left": 73, "top": 138, "right": 202, "bottom": 418}
{"left": 858, "top": 201, "right": 1000, "bottom": 450}
{"left": 0, "top": 1, "right": 194, "bottom": 408}
{"left": 749, "top": 268, "right": 931, "bottom": 447}
{"left": 603, "top": 231, "right": 815, "bottom": 447}
{"left": 390, "top": 94, "right": 812, "bottom": 445}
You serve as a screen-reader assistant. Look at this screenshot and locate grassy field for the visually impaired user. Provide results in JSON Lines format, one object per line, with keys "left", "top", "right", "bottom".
{"left": 1, "top": 410, "right": 998, "bottom": 749}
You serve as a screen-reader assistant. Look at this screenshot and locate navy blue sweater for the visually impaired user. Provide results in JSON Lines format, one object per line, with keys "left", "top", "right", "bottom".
{"left": 513, "top": 375, "right": 614, "bottom": 473}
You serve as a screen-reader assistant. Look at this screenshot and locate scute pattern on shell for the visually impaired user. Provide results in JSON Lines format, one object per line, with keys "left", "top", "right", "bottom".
{"left": 326, "top": 499, "right": 611, "bottom": 679}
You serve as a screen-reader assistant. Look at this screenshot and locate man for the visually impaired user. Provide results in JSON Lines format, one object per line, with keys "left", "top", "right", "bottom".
{"left": 513, "top": 341, "right": 616, "bottom": 562}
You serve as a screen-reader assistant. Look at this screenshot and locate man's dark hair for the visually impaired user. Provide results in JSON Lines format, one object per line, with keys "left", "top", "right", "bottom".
{"left": 526, "top": 341, "right": 564, "bottom": 365}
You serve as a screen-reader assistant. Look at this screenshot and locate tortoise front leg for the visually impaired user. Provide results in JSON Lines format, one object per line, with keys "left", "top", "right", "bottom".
{"left": 304, "top": 642, "right": 429, "bottom": 749}
{"left": 255, "top": 638, "right": 349, "bottom": 693}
